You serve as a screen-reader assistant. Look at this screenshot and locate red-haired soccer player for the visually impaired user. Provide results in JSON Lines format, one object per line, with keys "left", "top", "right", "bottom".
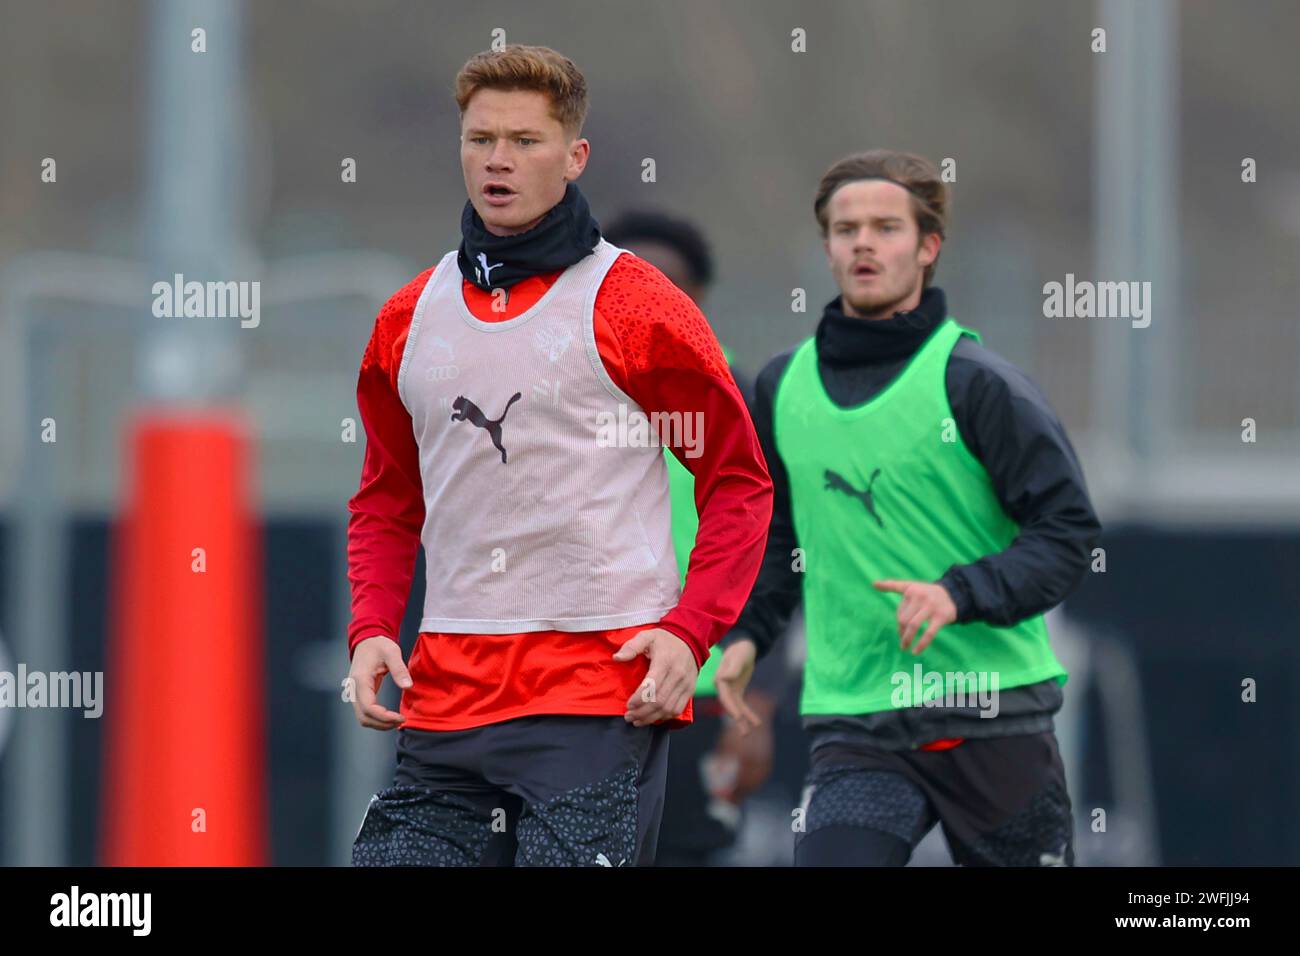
{"left": 345, "top": 45, "right": 771, "bottom": 866}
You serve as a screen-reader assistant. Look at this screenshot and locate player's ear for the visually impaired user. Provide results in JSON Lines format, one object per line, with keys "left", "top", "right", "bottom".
{"left": 918, "top": 231, "right": 941, "bottom": 267}
{"left": 564, "top": 137, "right": 590, "bottom": 181}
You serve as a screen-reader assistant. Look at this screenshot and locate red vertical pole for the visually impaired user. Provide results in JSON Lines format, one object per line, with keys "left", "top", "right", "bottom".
{"left": 101, "top": 412, "right": 266, "bottom": 865}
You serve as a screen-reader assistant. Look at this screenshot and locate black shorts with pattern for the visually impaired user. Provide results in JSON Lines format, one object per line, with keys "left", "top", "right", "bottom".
{"left": 352, "top": 714, "right": 669, "bottom": 867}
{"left": 795, "top": 731, "right": 1075, "bottom": 867}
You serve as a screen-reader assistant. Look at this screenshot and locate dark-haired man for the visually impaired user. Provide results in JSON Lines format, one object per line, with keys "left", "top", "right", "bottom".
{"left": 727, "top": 150, "right": 1101, "bottom": 866}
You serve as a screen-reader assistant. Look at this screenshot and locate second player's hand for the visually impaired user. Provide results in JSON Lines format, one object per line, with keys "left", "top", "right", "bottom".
{"left": 614, "top": 627, "right": 699, "bottom": 727}
{"left": 873, "top": 580, "right": 958, "bottom": 655}
{"left": 714, "top": 638, "right": 762, "bottom": 734}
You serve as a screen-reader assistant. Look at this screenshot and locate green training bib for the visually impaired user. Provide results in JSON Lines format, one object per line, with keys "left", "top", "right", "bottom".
{"left": 773, "top": 318, "right": 1067, "bottom": 716}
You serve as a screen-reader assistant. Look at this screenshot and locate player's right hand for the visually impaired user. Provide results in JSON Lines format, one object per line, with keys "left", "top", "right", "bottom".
{"left": 346, "top": 635, "right": 412, "bottom": 731}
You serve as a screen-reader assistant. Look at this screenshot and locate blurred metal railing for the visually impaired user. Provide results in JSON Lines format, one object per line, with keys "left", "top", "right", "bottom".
{"left": 0, "top": 248, "right": 412, "bottom": 865}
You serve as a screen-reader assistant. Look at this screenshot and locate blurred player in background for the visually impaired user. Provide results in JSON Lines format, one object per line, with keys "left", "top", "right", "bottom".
{"left": 604, "top": 209, "right": 782, "bottom": 867}
{"left": 726, "top": 150, "right": 1101, "bottom": 866}
{"left": 344, "top": 45, "right": 771, "bottom": 866}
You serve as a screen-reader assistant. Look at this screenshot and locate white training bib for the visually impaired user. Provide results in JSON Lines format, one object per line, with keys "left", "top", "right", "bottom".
{"left": 396, "top": 239, "right": 680, "bottom": 634}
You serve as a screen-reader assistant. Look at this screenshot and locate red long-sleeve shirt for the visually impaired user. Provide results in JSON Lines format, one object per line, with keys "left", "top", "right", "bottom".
{"left": 346, "top": 251, "right": 773, "bottom": 731}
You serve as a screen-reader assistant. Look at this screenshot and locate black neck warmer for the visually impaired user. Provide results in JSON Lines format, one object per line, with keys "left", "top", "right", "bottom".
{"left": 816, "top": 286, "right": 949, "bottom": 366}
{"left": 457, "top": 181, "right": 601, "bottom": 292}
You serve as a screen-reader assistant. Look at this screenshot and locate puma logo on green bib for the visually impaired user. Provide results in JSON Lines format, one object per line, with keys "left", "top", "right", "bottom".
{"left": 823, "top": 467, "right": 884, "bottom": 528}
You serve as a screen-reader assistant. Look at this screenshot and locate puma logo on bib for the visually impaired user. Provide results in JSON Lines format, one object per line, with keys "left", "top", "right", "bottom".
{"left": 451, "top": 392, "right": 523, "bottom": 463}
{"left": 824, "top": 467, "right": 884, "bottom": 528}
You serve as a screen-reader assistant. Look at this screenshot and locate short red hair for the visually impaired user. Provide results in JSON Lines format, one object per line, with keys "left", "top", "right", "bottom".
{"left": 454, "top": 44, "right": 589, "bottom": 137}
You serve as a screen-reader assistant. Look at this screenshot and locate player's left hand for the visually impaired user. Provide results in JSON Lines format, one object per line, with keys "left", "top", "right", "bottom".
{"left": 872, "top": 580, "right": 958, "bottom": 655}
{"left": 714, "top": 638, "right": 762, "bottom": 734}
{"left": 614, "top": 627, "right": 700, "bottom": 727}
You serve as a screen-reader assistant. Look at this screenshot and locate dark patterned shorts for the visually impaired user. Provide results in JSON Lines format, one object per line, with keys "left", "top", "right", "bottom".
{"left": 796, "top": 731, "right": 1075, "bottom": 866}
{"left": 352, "top": 715, "right": 669, "bottom": 867}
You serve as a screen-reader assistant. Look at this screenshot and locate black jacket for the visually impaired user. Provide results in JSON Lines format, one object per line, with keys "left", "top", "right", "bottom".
{"left": 731, "top": 286, "right": 1102, "bottom": 748}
